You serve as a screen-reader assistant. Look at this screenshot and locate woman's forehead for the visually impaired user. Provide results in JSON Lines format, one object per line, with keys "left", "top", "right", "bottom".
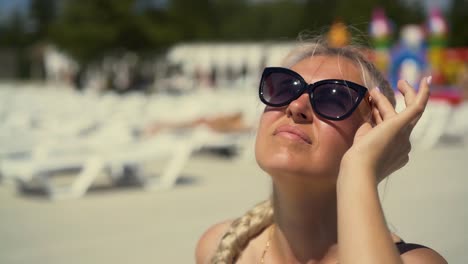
{"left": 290, "top": 55, "right": 365, "bottom": 86}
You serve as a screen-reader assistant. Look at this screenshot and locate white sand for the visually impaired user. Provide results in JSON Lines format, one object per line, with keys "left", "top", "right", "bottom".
{"left": 0, "top": 143, "right": 466, "bottom": 263}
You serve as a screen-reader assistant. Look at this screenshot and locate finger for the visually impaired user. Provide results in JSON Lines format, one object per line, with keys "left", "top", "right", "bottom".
{"left": 414, "top": 76, "right": 431, "bottom": 110}
{"left": 412, "top": 76, "right": 431, "bottom": 112}
{"left": 417, "top": 76, "right": 432, "bottom": 103}
{"left": 369, "top": 87, "right": 397, "bottom": 120}
{"left": 373, "top": 107, "right": 383, "bottom": 125}
{"left": 401, "top": 76, "right": 431, "bottom": 127}
{"left": 394, "top": 77, "right": 431, "bottom": 129}
{"left": 397, "top": 80, "right": 417, "bottom": 107}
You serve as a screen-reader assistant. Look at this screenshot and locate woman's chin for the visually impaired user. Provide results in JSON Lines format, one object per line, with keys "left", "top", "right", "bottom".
{"left": 257, "top": 156, "right": 334, "bottom": 180}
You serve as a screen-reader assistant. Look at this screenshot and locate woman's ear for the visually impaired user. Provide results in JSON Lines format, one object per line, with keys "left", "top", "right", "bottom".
{"left": 359, "top": 95, "right": 375, "bottom": 126}
{"left": 369, "top": 97, "right": 380, "bottom": 127}
{"left": 368, "top": 96, "right": 374, "bottom": 125}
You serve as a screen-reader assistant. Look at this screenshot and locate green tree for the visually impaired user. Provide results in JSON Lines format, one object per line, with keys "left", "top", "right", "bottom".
{"left": 251, "top": 0, "right": 304, "bottom": 40}
{"left": 39, "top": 0, "right": 439, "bottom": 64}
{"left": 0, "top": 10, "right": 31, "bottom": 47}
{"left": 213, "top": 0, "right": 303, "bottom": 41}
{"left": 301, "top": 0, "right": 338, "bottom": 32}
{"left": 0, "top": 11, "right": 32, "bottom": 78}
{"left": 30, "top": 0, "right": 58, "bottom": 41}
{"left": 448, "top": 0, "right": 468, "bottom": 46}
{"left": 49, "top": 0, "right": 175, "bottom": 63}
{"left": 166, "top": 0, "right": 218, "bottom": 40}
{"left": 211, "top": 0, "right": 248, "bottom": 40}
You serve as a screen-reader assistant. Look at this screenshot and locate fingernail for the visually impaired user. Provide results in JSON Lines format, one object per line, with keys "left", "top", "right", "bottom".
{"left": 426, "top": 76, "right": 432, "bottom": 85}
{"left": 375, "top": 86, "right": 381, "bottom": 93}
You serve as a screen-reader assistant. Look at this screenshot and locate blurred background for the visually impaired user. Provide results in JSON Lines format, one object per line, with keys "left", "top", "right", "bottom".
{"left": 0, "top": 0, "right": 467, "bottom": 263}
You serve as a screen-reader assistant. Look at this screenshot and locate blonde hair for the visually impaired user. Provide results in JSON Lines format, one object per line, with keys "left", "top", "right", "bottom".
{"left": 211, "top": 200, "right": 273, "bottom": 263}
{"left": 282, "top": 37, "right": 395, "bottom": 107}
{"left": 211, "top": 37, "right": 395, "bottom": 264}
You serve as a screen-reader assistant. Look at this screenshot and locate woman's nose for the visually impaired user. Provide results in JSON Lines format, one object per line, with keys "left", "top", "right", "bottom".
{"left": 285, "top": 93, "right": 314, "bottom": 123}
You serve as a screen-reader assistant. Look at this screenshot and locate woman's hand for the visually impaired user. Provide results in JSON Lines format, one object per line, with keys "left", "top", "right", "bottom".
{"left": 341, "top": 77, "right": 431, "bottom": 183}
{"left": 337, "top": 77, "right": 446, "bottom": 264}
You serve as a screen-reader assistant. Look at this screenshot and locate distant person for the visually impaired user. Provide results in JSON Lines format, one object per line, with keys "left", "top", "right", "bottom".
{"left": 196, "top": 36, "right": 447, "bottom": 263}
{"left": 143, "top": 112, "right": 251, "bottom": 137}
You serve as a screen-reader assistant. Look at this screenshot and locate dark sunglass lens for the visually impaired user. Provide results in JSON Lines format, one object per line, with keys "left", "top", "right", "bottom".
{"left": 261, "top": 72, "right": 302, "bottom": 105}
{"left": 313, "top": 84, "right": 359, "bottom": 118}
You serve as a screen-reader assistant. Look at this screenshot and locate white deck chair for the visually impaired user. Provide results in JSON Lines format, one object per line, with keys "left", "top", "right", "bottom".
{"left": 2, "top": 130, "right": 198, "bottom": 199}
{"left": 396, "top": 94, "right": 454, "bottom": 149}
{"left": 0, "top": 86, "right": 194, "bottom": 198}
{"left": 443, "top": 102, "right": 468, "bottom": 143}
{"left": 47, "top": 134, "right": 196, "bottom": 199}
{"left": 105, "top": 133, "right": 197, "bottom": 190}
{"left": 412, "top": 100, "right": 453, "bottom": 149}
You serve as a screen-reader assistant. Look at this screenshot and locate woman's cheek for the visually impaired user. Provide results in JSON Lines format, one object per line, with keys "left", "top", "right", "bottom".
{"left": 255, "top": 111, "right": 281, "bottom": 165}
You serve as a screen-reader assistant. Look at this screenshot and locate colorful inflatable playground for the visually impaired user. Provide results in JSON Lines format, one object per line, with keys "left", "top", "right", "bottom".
{"left": 363, "top": 7, "right": 467, "bottom": 104}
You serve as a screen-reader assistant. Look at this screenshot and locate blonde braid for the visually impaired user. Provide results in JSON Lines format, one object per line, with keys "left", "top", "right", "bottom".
{"left": 211, "top": 200, "right": 273, "bottom": 264}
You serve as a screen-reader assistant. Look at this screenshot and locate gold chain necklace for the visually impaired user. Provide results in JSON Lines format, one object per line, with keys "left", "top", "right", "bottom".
{"left": 260, "top": 225, "right": 274, "bottom": 263}
{"left": 259, "top": 225, "right": 339, "bottom": 264}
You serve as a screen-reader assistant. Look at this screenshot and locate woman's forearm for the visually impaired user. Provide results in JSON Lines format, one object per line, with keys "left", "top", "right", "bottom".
{"left": 337, "top": 166, "right": 403, "bottom": 264}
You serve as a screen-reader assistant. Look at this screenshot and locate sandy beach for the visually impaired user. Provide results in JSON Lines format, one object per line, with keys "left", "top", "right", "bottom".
{"left": 0, "top": 142, "right": 467, "bottom": 263}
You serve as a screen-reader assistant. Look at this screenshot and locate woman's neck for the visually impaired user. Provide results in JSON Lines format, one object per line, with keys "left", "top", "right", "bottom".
{"left": 271, "top": 182, "right": 338, "bottom": 263}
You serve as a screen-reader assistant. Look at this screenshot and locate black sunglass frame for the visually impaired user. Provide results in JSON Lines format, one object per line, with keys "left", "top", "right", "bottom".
{"left": 259, "top": 67, "right": 369, "bottom": 121}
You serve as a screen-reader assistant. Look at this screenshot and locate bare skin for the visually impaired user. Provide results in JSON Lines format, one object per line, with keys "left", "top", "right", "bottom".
{"left": 196, "top": 56, "right": 447, "bottom": 264}
{"left": 143, "top": 112, "right": 250, "bottom": 136}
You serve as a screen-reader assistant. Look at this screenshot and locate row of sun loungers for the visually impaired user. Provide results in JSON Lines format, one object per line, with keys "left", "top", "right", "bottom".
{"left": 0, "top": 84, "right": 259, "bottom": 199}
{"left": 0, "top": 83, "right": 466, "bottom": 199}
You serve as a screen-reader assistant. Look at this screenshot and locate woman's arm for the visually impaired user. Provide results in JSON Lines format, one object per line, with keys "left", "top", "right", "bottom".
{"left": 337, "top": 162, "right": 402, "bottom": 264}
{"left": 337, "top": 78, "right": 447, "bottom": 264}
{"left": 337, "top": 165, "right": 447, "bottom": 264}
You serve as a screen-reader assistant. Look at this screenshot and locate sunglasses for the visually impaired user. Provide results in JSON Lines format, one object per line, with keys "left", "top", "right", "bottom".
{"left": 259, "top": 67, "right": 369, "bottom": 121}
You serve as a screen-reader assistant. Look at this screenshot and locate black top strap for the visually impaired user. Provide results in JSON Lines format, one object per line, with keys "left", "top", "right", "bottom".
{"left": 396, "top": 240, "right": 429, "bottom": 255}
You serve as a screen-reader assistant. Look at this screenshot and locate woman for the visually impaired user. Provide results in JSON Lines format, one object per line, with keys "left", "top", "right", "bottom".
{"left": 196, "top": 40, "right": 447, "bottom": 263}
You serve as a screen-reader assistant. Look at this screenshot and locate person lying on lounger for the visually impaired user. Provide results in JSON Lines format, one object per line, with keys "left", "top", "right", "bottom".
{"left": 143, "top": 112, "right": 251, "bottom": 136}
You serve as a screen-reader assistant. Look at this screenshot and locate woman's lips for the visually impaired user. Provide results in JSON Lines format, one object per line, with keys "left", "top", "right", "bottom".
{"left": 273, "top": 125, "right": 312, "bottom": 144}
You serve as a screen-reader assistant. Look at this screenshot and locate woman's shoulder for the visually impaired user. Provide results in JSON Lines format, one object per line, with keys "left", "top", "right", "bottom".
{"left": 400, "top": 246, "right": 448, "bottom": 264}
{"left": 392, "top": 234, "right": 447, "bottom": 263}
{"left": 195, "top": 220, "right": 233, "bottom": 264}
